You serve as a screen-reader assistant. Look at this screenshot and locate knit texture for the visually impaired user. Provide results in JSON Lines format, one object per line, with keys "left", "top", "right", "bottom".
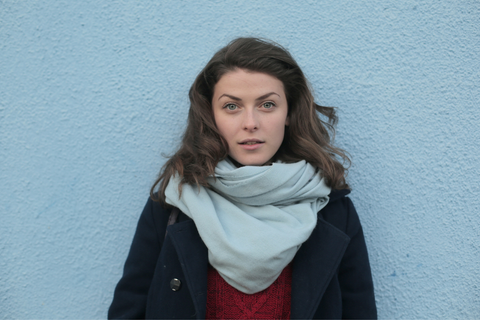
{"left": 206, "top": 264, "right": 292, "bottom": 319}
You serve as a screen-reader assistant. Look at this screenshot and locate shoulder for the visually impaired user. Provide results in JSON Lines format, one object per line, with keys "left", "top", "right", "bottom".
{"left": 139, "top": 197, "right": 193, "bottom": 235}
{"left": 134, "top": 197, "right": 174, "bottom": 239}
{"left": 318, "top": 189, "right": 361, "bottom": 238}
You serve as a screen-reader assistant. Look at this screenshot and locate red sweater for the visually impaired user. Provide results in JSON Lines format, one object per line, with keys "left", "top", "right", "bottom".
{"left": 206, "top": 264, "right": 292, "bottom": 319}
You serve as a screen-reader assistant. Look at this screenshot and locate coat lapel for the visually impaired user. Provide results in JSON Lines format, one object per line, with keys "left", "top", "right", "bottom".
{"left": 291, "top": 218, "right": 351, "bottom": 319}
{"left": 168, "top": 219, "right": 209, "bottom": 320}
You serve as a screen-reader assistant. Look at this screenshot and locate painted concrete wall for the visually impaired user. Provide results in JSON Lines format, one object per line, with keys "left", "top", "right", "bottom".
{"left": 1, "top": 0, "right": 478, "bottom": 318}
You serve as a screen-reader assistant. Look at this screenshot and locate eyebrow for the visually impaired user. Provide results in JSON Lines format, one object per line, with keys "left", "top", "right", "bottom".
{"left": 217, "top": 92, "right": 280, "bottom": 102}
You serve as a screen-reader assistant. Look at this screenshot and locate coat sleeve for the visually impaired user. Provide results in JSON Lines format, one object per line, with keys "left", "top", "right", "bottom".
{"left": 108, "top": 198, "right": 168, "bottom": 319}
{"left": 338, "top": 197, "right": 377, "bottom": 319}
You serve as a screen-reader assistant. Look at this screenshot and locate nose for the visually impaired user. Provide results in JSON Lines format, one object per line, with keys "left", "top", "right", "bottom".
{"left": 242, "top": 109, "right": 259, "bottom": 131}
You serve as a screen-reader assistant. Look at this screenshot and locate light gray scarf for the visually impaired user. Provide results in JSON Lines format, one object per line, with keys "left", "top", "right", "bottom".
{"left": 165, "top": 159, "right": 331, "bottom": 294}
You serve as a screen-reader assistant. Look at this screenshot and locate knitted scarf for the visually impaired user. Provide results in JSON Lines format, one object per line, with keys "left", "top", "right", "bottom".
{"left": 165, "top": 159, "right": 331, "bottom": 294}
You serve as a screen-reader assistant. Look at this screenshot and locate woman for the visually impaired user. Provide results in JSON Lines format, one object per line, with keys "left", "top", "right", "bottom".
{"left": 109, "top": 37, "right": 376, "bottom": 319}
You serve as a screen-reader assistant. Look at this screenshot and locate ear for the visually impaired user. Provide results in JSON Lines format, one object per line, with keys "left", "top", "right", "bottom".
{"left": 285, "top": 116, "right": 290, "bottom": 126}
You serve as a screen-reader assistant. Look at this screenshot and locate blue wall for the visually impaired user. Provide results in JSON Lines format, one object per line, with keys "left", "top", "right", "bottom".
{"left": 1, "top": 0, "right": 479, "bottom": 318}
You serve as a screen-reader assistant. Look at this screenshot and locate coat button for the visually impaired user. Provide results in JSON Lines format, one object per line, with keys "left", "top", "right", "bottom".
{"left": 170, "top": 278, "right": 181, "bottom": 291}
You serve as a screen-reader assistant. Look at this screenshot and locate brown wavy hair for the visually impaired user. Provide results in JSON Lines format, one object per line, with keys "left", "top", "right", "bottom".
{"left": 151, "top": 37, "right": 350, "bottom": 203}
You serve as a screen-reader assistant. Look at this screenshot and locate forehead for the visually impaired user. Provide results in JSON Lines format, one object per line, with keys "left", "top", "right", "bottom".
{"left": 213, "top": 69, "right": 285, "bottom": 98}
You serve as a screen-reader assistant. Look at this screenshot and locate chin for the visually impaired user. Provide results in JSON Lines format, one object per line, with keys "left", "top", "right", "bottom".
{"left": 230, "top": 155, "right": 272, "bottom": 167}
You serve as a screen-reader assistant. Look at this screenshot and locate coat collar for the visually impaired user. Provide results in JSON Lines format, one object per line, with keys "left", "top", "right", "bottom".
{"left": 168, "top": 209, "right": 350, "bottom": 320}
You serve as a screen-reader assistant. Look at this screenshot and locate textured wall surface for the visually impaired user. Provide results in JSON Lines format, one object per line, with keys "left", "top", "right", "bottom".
{"left": 1, "top": 0, "right": 479, "bottom": 318}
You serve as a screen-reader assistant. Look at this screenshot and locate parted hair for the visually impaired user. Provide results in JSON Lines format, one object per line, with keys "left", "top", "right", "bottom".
{"left": 151, "top": 37, "right": 350, "bottom": 203}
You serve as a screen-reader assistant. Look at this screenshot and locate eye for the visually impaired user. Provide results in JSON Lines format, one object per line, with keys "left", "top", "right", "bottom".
{"left": 224, "top": 103, "right": 238, "bottom": 111}
{"left": 262, "top": 102, "right": 275, "bottom": 109}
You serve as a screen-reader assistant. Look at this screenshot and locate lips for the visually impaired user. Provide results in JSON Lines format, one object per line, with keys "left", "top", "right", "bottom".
{"left": 238, "top": 139, "right": 264, "bottom": 151}
{"left": 239, "top": 139, "right": 264, "bottom": 145}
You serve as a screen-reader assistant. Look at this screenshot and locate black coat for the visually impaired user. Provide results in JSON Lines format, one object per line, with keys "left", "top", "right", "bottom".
{"left": 109, "top": 189, "right": 377, "bottom": 319}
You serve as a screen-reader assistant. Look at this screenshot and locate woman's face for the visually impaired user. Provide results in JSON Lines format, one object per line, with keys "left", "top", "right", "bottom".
{"left": 212, "top": 69, "right": 289, "bottom": 166}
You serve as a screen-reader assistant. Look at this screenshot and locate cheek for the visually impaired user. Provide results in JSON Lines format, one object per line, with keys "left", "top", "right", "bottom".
{"left": 214, "top": 115, "right": 233, "bottom": 140}
{"left": 272, "top": 116, "right": 288, "bottom": 135}
{"left": 276, "top": 127, "right": 286, "bottom": 144}
{"left": 273, "top": 118, "right": 288, "bottom": 147}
